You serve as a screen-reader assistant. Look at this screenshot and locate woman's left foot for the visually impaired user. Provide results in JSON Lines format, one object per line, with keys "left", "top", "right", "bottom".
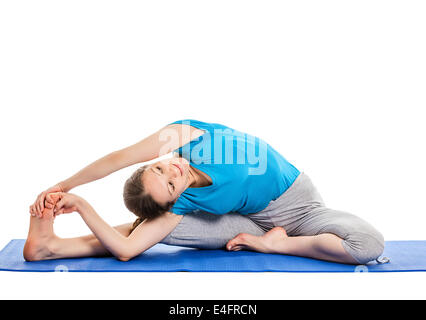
{"left": 226, "top": 227, "right": 288, "bottom": 253}
{"left": 23, "top": 194, "right": 60, "bottom": 261}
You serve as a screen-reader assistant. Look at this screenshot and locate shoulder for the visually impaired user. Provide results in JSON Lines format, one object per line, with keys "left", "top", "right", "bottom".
{"left": 163, "top": 120, "right": 206, "bottom": 142}
{"left": 166, "top": 119, "right": 209, "bottom": 131}
{"left": 167, "top": 119, "right": 236, "bottom": 135}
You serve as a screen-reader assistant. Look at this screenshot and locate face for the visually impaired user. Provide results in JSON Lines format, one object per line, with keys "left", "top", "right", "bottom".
{"left": 142, "top": 157, "right": 191, "bottom": 206}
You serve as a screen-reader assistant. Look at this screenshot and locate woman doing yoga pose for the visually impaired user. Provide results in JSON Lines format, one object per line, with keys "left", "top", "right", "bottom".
{"left": 26, "top": 119, "right": 384, "bottom": 264}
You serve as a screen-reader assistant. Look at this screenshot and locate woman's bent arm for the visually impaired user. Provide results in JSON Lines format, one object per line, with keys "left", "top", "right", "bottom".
{"left": 77, "top": 200, "right": 183, "bottom": 261}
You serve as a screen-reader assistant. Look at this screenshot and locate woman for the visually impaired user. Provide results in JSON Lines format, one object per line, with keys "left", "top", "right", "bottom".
{"left": 26, "top": 119, "right": 384, "bottom": 264}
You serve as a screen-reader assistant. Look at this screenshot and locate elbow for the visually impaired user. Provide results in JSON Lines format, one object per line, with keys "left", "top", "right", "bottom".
{"left": 115, "top": 250, "right": 136, "bottom": 262}
{"left": 117, "top": 256, "right": 132, "bottom": 262}
{"left": 115, "top": 243, "right": 146, "bottom": 262}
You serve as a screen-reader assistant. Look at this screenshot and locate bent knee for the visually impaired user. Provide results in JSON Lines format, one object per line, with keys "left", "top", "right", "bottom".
{"left": 342, "top": 231, "right": 385, "bottom": 264}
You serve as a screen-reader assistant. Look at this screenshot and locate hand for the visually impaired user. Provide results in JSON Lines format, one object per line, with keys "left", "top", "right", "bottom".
{"left": 30, "top": 183, "right": 65, "bottom": 218}
{"left": 44, "top": 192, "right": 87, "bottom": 217}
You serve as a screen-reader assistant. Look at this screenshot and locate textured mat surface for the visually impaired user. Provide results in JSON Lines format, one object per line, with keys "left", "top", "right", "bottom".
{"left": 0, "top": 239, "right": 425, "bottom": 272}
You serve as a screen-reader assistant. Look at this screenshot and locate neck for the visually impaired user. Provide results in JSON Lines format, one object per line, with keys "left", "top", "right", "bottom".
{"left": 187, "top": 165, "right": 209, "bottom": 188}
{"left": 187, "top": 165, "right": 199, "bottom": 188}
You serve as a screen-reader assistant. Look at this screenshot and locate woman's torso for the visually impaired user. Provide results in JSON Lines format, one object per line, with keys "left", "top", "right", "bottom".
{"left": 169, "top": 119, "right": 300, "bottom": 215}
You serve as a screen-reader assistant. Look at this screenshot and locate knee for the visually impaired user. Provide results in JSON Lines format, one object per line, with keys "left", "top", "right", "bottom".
{"left": 343, "top": 230, "right": 385, "bottom": 264}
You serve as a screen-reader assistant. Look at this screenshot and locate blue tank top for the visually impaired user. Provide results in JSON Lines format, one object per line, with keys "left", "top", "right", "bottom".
{"left": 168, "top": 119, "right": 300, "bottom": 215}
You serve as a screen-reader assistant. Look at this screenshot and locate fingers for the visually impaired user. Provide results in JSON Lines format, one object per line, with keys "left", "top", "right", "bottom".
{"left": 37, "top": 193, "right": 43, "bottom": 216}
{"left": 53, "top": 196, "right": 66, "bottom": 214}
{"left": 54, "top": 206, "right": 76, "bottom": 217}
{"left": 46, "top": 192, "right": 61, "bottom": 206}
{"left": 30, "top": 200, "right": 45, "bottom": 218}
{"left": 36, "top": 192, "right": 47, "bottom": 218}
{"left": 29, "top": 204, "right": 36, "bottom": 217}
{"left": 50, "top": 192, "right": 63, "bottom": 203}
{"left": 44, "top": 199, "right": 54, "bottom": 209}
{"left": 44, "top": 194, "right": 54, "bottom": 209}
{"left": 30, "top": 183, "right": 66, "bottom": 218}
{"left": 29, "top": 192, "right": 64, "bottom": 218}
{"left": 34, "top": 196, "right": 39, "bottom": 216}
{"left": 29, "top": 193, "right": 42, "bottom": 217}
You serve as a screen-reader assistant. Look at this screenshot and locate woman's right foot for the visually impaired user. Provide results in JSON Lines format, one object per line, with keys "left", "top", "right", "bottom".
{"left": 226, "top": 227, "right": 289, "bottom": 254}
{"left": 23, "top": 195, "right": 60, "bottom": 261}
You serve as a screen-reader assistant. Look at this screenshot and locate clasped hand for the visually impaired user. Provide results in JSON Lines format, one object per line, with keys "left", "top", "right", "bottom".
{"left": 32, "top": 192, "right": 86, "bottom": 218}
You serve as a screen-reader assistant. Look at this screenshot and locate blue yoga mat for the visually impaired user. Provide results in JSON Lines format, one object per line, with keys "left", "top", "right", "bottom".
{"left": 0, "top": 240, "right": 425, "bottom": 272}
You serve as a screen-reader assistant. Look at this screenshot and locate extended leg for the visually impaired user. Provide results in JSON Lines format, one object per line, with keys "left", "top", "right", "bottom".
{"left": 23, "top": 195, "right": 133, "bottom": 261}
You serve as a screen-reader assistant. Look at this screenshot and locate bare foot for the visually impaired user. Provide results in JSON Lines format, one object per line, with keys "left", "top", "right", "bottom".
{"left": 23, "top": 194, "right": 60, "bottom": 261}
{"left": 226, "top": 227, "right": 288, "bottom": 254}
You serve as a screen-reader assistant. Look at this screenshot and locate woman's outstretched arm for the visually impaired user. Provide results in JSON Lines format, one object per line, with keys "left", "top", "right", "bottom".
{"left": 30, "top": 122, "right": 204, "bottom": 217}
{"left": 59, "top": 123, "right": 205, "bottom": 192}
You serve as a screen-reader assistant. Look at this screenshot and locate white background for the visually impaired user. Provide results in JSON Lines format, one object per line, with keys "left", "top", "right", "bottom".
{"left": 0, "top": 0, "right": 425, "bottom": 299}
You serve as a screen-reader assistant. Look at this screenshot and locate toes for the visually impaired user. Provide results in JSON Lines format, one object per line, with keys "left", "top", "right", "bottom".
{"left": 226, "top": 233, "right": 250, "bottom": 251}
{"left": 226, "top": 240, "right": 236, "bottom": 251}
{"left": 226, "top": 241, "right": 244, "bottom": 251}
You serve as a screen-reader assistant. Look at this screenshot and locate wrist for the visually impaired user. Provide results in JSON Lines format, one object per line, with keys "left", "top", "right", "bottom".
{"left": 57, "top": 182, "right": 65, "bottom": 192}
{"left": 76, "top": 198, "right": 90, "bottom": 214}
{"left": 58, "top": 180, "right": 72, "bottom": 193}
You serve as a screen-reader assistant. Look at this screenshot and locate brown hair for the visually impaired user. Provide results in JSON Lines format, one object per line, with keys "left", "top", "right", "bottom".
{"left": 123, "top": 165, "right": 176, "bottom": 233}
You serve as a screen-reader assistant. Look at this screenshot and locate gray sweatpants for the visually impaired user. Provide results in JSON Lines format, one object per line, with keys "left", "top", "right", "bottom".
{"left": 161, "top": 172, "right": 385, "bottom": 264}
